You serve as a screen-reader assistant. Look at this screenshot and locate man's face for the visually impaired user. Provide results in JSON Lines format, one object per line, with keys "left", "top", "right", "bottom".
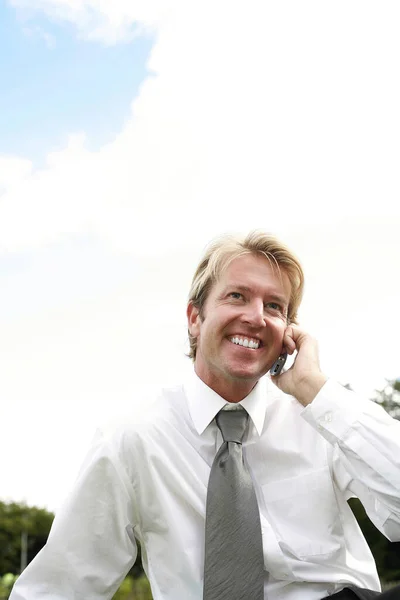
{"left": 187, "top": 253, "right": 291, "bottom": 398}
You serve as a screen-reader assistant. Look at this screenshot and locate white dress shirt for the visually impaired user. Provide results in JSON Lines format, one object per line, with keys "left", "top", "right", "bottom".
{"left": 10, "top": 370, "right": 400, "bottom": 600}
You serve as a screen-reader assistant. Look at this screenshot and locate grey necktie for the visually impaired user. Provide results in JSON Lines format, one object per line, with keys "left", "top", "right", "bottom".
{"left": 203, "top": 407, "right": 265, "bottom": 600}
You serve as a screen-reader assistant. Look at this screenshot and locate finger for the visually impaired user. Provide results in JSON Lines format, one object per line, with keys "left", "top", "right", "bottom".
{"left": 285, "top": 324, "right": 303, "bottom": 341}
{"left": 285, "top": 324, "right": 310, "bottom": 350}
{"left": 283, "top": 329, "right": 296, "bottom": 354}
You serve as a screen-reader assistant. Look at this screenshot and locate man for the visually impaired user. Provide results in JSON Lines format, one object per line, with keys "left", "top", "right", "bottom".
{"left": 10, "top": 231, "right": 400, "bottom": 599}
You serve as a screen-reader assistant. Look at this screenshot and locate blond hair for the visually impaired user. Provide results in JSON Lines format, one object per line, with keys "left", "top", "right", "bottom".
{"left": 187, "top": 230, "right": 304, "bottom": 360}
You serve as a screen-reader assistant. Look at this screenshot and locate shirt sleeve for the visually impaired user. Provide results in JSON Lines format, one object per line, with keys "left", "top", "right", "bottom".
{"left": 10, "top": 427, "right": 139, "bottom": 600}
{"left": 301, "top": 378, "right": 400, "bottom": 542}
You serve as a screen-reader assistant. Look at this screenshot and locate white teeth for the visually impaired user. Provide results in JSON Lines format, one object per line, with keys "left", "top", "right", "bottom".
{"left": 229, "top": 337, "right": 260, "bottom": 349}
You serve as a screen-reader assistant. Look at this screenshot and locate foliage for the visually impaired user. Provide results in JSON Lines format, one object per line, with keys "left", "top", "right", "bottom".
{"left": 111, "top": 574, "right": 153, "bottom": 599}
{"left": 0, "top": 501, "right": 54, "bottom": 576}
{"left": 130, "top": 575, "right": 152, "bottom": 599}
{"left": 112, "top": 575, "right": 133, "bottom": 600}
{"left": 0, "top": 574, "right": 18, "bottom": 600}
{"left": 0, "top": 500, "right": 147, "bottom": 580}
{"left": 372, "top": 378, "right": 400, "bottom": 420}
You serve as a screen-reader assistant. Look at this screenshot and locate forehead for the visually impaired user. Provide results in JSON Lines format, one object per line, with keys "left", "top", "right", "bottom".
{"left": 213, "top": 253, "right": 291, "bottom": 301}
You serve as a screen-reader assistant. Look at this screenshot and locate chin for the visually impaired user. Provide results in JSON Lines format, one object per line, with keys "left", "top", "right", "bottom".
{"left": 226, "top": 367, "right": 262, "bottom": 382}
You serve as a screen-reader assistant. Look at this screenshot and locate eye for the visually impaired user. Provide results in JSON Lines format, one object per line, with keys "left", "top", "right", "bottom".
{"left": 265, "top": 301, "right": 281, "bottom": 311}
{"left": 229, "top": 292, "right": 244, "bottom": 300}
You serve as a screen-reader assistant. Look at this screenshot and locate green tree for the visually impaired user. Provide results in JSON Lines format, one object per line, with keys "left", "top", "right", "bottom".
{"left": 0, "top": 574, "right": 18, "bottom": 600}
{"left": 112, "top": 575, "right": 153, "bottom": 600}
{"left": 0, "top": 502, "right": 54, "bottom": 576}
{"left": 0, "top": 501, "right": 146, "bottom": 579}
{"left": 372, "top": 378, "right": 400, "bottom": 420}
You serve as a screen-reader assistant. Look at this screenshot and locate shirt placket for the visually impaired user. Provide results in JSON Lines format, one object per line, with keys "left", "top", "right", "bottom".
{"left": 243, "top": 420, "right": 294, "bottom": 581}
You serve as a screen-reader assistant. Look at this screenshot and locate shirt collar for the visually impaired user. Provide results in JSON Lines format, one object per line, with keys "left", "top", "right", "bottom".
{"left": 184, "top": 368, "right": 272, "bottom": 436}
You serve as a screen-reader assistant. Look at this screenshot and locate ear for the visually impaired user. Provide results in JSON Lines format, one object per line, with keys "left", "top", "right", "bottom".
{"left": 187, "top": 301, "right": 201, "bottom": 338}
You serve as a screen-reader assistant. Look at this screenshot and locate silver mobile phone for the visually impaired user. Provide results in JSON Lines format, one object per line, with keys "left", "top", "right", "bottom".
{"left": 270, "top": 353, "right": 288, "bottom": 376}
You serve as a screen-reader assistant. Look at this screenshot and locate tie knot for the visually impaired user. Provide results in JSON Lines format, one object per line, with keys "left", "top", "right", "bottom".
{"left": 216, "top": 408, "right": 249, "bottom": 443}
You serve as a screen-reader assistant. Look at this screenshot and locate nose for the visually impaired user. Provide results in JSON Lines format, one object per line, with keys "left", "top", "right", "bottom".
{"left": 240, "top": 300, "right": 266, "bottom": 328}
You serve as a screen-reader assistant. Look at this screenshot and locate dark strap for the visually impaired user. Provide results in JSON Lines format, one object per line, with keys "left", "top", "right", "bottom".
{"left": 326, "top": 584, "right": 400, "bottom": 599}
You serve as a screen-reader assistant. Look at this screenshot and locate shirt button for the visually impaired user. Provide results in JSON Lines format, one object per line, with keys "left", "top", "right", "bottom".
{"left": 325, "top": 412, "right": 333, "bottom": 422}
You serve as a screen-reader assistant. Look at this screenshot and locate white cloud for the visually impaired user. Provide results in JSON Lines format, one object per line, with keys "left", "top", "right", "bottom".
{"left": 2, "top": 1, "right": 400, "bottom": 257}
{"left": 0, "top": 156, "right": 32, "bottom": 191}
{"left": 10, "top": 0, "right": 177, "bottom": 43}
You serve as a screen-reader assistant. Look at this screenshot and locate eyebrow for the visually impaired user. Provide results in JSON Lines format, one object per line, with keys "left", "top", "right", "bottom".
{"left": 224, "top": 284, "right": 288, "bottom": 306}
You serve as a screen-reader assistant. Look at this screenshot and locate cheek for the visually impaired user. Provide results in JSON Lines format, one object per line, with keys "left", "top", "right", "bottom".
{"left": 207, "top": 307, "right": 233, "bottom": 330}
{"left": 198, "top": 318, "right": 217, "bottom": 346}
{"left": 268, "top": 318, "right": 286, "bottom": 342}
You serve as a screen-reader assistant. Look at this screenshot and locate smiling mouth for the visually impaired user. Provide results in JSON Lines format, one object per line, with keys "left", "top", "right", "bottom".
{"left": 228, "top": 336, "right": 262, "bottom": 350}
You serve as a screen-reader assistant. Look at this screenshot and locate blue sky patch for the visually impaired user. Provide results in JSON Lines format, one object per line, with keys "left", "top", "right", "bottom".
{"left": 0, "top": 2, "right": 154, "bottom": 168}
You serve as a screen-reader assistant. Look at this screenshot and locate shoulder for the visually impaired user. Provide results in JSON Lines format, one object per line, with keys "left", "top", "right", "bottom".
{"left": 96, "top": 381, "right": 187, "bottom": 453}
{"left": 76, "top": 382, "right": 187, "bottom": 483}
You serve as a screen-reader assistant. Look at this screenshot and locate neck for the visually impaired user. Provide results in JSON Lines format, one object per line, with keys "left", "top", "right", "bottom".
{"left": 194, "top": 363, "right": 257, "bottom": 403}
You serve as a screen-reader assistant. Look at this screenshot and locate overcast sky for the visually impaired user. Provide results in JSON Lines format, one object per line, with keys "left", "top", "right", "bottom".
{"left": 1, "top": 0, "right": 400, "bottom": 513}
